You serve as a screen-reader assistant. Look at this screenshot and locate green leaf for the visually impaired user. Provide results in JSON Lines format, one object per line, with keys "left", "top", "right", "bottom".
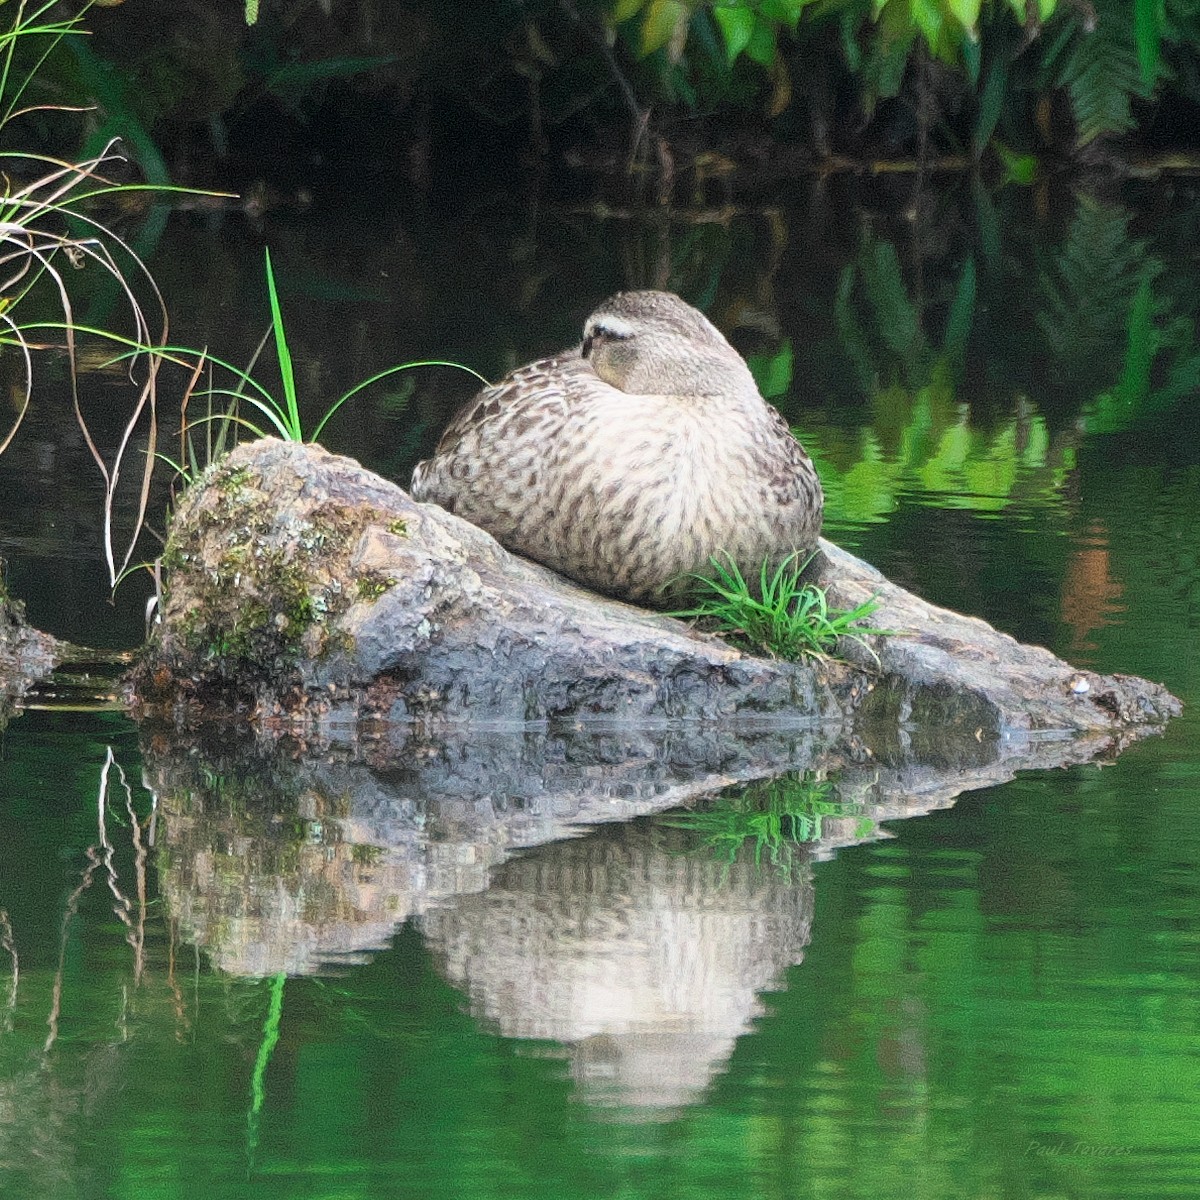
{"left": 263, "top": 248, "right": 301, "bottom": 440}
{"left": 673, "top": 69, "right": 698, "bottom": 105}
{"left": 640, "top": 0, "right": 689, "bottom": 56}
{"left": 1134, "top": 0, "right": 1161, "bottom": 87}
{"left": 862, "top": 2, "right": 916, "bottom": 103}
{"left": 971, "top": 175, "right": 1002, "bottom": 270}
{"left": 1114, "top": 270, "right": 1155, "bottom": 407}
{"left": 911, "top": 0, "right": 944, "bottom": 51}
{"left": 613, "top": 0, "right": 645, "bottom": 22}
{"left": 713, "top": 3, "right": 756, "bottom": 61}
{"left": 961, "top": 35, "right": 981, "bottom": 85}
{"left": 862, "top": 240, "right": 923, "bottom": 368}
{"left": 944, "top": 256, "right": 976, "bottom": 361}
{"left": 745, "top": 19, "right": 778, "bottom": 66}
{"left": 760, "top": 0, "right": 808, "bottom": 25}
{"left": 947, "top": 0, "right": 982, "bottom": 37}
{"left": 689, "top": 6, "right": 724, "bottom": 63}
{"left": 839, "top": 439, "right": 904, "bottom": 523}
{"left": 1020, "top": 415, "right": 1050, "bottom": 466}
{"left": 840, "top": 11, "right": 862, "bottom": 70}
{"left": 1058, "top": 18, "right": 1151, "bottom": 145}
{"left": 835, "top": 265, "right": 878, "bottom": 395}
{"left": 972, "top": 53, "right": 1008, "bottom": 157}
{"left": 994, "top": 140, "right": 1038, "bottom": 184}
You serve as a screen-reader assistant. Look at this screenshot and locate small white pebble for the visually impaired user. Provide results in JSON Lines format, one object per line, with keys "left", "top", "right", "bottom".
{"left": 1069, "top": 675, "right": 1090, "bottom": 694}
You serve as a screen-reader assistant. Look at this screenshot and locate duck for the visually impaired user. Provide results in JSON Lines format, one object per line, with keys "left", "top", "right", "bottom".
{"left": 409, "top": 289, "right": 823, "bottom": 607}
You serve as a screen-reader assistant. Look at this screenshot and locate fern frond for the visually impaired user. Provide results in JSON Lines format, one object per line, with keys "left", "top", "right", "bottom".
{"left": 1037, "top": 198, "right": 1161, "bottom": 375}
{"left": 1057, "top": 7, "right": 1156, "bottom": 145}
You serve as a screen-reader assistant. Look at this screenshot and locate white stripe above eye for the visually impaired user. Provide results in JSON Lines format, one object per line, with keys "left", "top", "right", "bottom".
{"left": 585, "top": 315, "right": 635, "bottom": 340}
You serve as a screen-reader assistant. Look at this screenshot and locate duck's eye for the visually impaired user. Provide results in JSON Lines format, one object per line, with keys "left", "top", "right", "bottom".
{"left": 583, "top": 323, "right": 631, "bottom": 358}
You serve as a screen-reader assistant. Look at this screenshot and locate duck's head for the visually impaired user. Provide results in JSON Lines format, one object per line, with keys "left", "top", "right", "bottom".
{"left": 581, "top": 290, "right": 755, "bottom": 398}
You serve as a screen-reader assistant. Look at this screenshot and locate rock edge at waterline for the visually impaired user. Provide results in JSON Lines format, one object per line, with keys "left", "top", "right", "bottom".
{"left": 129, "top": 438, "right": 1180, "bottom": 739}
{"left": 0, "top": 584, "right": 60, "bottom": 711}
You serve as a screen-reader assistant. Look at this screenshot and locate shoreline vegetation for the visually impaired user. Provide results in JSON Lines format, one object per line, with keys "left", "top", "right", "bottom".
{"left": 0, "top": 0, "right": 1191, "bottom": 208}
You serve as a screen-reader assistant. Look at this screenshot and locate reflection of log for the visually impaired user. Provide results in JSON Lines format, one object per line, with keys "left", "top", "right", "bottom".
{"left": 422, "top": 823, "right": 814, "bottom": 1114}
{"left": 152, "top": 726, "right": 839, "bottom": 976}
{"left": 147, "top": 720, "right": 1156, "bottom": 1110}
{"left": 132, "top": 439, "right": 1179, "bottom": 737}
{"left": 150, "top": 719, "right": 1149, "bottom": 981}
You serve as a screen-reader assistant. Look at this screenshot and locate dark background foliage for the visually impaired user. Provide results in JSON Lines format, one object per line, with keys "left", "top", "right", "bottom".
{"left": 12, "top": 0, "right": 1200, "bottom": 205}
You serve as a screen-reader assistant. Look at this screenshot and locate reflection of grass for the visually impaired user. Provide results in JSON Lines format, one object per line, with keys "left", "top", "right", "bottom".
{"left": 663, "top": 774, "right": 875, "bottom": 878}
{"left": 246, "top": 972, "right": 285, "bottom": 1167}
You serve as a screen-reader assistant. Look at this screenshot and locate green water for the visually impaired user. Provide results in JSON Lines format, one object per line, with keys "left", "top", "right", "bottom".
{"left": 1, "top": 183, "right": 1199, "bottom": 1198}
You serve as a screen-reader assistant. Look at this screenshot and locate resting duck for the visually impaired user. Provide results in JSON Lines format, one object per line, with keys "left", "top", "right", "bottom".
{"left": 410, "top": 289, "right": 823, "bottom": 606}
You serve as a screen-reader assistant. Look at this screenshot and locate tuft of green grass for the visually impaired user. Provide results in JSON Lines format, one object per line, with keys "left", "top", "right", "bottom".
{"left": 671, "top": 551, "right": 887, "bottom": 661}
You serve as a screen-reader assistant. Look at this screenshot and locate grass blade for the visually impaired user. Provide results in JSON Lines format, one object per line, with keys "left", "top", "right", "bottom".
{"left": 263, "top": 247, "right": 301, "bottom": 439}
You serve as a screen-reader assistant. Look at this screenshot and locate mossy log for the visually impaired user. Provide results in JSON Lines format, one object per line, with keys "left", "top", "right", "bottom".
{"left": 130, "top": 438, "right": 1180, "bottom": 743}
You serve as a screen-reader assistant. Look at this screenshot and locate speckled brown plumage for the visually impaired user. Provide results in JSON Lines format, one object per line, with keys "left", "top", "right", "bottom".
{"left": 409, "top": 290, "right": 824, "bottom": 606}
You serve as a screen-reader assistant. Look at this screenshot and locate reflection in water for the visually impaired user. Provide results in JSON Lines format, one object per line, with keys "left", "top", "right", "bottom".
{"left": 664, "top": 772, "right": 876, "bottom": 872}
{"left": 0, "top": 736, "right": 189, "bottom": 1200}
{"left": 422, "top": 823, "right": 814, "bottom": 1114}
{"left": 1060, "top": 522, "right": 1126, "bottom": 652}
{"left": 807, "top": 392, "right": 1081, "bottom": 536}
{"left": 45, "top": 748, "right": 150, "bottom": 1053}
{"left": 4, "top": 708, "right": 1196, "bottom": 1199}
{"left": 140, "top": 721, "right": 1137, "bottom": 1118}
{"left": 151, "top": 724, "right": 844, "bottom": 977}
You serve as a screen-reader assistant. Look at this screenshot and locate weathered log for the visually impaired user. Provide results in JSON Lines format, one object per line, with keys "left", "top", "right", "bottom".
{"left": 0, "top": 580, "right": 60, "bottom": 718}
{"left": 130, "top": 438, "right": 1180, "bottom": 739}
{"left": 146, "top": 717, "right": 1145, "bottom": 979}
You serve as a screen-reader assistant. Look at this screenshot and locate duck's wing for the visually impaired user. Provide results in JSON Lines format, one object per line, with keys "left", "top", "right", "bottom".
{"left": 760, "top": 403, "right": 824, "bottom": 514}
{"left": 431, "top": 351, "right": 587, "bottom": 456}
